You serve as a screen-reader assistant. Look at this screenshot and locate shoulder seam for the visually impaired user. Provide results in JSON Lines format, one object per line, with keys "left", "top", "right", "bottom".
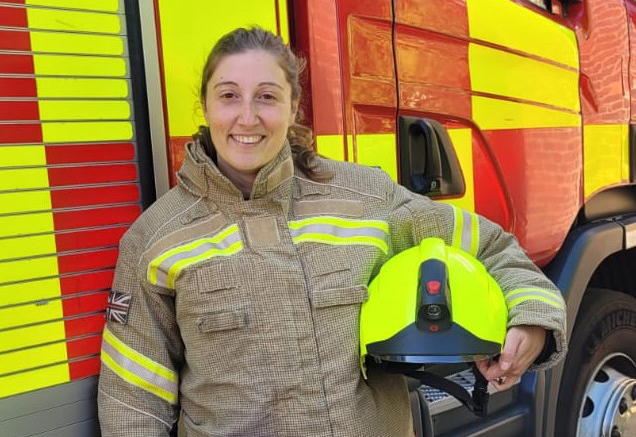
{"left": 292, "top": 175, "right": 384, "bottom": 201}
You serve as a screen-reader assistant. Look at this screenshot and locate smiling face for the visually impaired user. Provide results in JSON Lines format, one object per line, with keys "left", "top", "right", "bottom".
{"left": 203, "top": 49, "right": 297, "bottom": 180}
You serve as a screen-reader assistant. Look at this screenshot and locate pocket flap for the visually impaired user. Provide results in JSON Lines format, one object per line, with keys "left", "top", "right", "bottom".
{"left": 198, "top": 309, "right": 248, "bottom": 332}
{"left": 311, "top": 285, "right": 368, "bottom": 308}
{"left": 197, "top": 264, "right": 237, "bottom": 293}
{"left": 305, "top": 248, "right": 351, "bottom": 278}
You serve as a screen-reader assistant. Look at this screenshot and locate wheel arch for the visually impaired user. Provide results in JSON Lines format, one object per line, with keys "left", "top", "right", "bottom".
{"left": 540, "top": 213, "right": 636, "bottom": 436}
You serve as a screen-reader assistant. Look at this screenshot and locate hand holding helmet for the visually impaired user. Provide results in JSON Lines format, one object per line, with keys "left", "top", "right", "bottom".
{"left": 476, "top": 324, "right": 547, "bottom": 391}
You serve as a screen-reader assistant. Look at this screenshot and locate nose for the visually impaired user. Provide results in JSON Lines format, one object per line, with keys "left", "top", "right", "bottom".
{"left": 238, "top": 100, "right": 258, "bottom": 126}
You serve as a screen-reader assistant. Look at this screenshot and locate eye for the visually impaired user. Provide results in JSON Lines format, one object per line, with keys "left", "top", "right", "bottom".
{"left": 258, "top": 92, "right": 277, "bottom": 101}
{"left": 219, "top": 91, "right": 237, "bottom": 99}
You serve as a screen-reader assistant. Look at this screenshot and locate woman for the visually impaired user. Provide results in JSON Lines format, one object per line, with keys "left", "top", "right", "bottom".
{"left": 98, "top": 28, "right": 566, "bottom": 436}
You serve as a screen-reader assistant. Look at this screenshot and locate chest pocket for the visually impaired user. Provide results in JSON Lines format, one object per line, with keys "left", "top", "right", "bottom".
{"left": 177, "top": 259, "right": 263, "bottom": 385}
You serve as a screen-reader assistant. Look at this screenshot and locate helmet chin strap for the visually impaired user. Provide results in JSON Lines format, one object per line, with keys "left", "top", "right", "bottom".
{"left": 406, "top": 363, "right": 490, "bottom": 418}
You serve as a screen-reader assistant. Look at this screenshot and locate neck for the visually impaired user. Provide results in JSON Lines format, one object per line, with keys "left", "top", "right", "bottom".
{"left": 217, "top": 157, "right": 257, "bottom": 199}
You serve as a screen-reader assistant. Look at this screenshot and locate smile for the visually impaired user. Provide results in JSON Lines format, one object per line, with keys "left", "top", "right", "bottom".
{"left": 231, "top": 134, "right": 264, "bottom": 145}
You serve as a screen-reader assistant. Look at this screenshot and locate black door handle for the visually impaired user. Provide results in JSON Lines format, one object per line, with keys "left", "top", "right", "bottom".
{"left": 398, "top": 116, "right": 465, "bottom": 197}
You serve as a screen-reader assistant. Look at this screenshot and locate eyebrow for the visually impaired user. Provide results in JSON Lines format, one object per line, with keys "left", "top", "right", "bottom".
{"left": 213, "top": 81, "right": 284, "bottom": 90}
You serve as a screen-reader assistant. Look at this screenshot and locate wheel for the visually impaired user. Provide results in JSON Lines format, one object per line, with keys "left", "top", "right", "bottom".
{"left": 556, "top": 289, "right": 636, "bottom": 437}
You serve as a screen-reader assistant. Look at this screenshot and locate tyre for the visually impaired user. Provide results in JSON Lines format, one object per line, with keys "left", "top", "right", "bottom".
{"left": 555, "top": 289, "right": 636, "bottom": 437}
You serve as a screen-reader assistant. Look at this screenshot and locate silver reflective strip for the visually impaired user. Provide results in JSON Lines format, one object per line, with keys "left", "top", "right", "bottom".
{"left": 289, "top": 224, "right": 387, "bottom": 240}
{"left": 101, "top": 338, "right": 178, "bottom": 396}
{"left": 505, "top": 290, "right": 564, "bottom": 308}
{"left": 156, "top": 231, "right": 242, "bottom": 278}
{"left": 461, "top": 209, "right": 473, "bottom": 253}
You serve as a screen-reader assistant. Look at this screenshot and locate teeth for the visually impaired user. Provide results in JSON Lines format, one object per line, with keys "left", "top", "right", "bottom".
{"left": 232, "top": 135, "right": 262, "bottom": 144}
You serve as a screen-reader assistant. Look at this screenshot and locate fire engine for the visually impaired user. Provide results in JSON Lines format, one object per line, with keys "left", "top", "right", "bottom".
{"left": 1, "top": 0, "right": 635, "bottom": 436}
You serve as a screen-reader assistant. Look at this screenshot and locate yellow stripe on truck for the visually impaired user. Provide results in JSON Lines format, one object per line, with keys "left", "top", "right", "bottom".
{"left": 0, "top": 297, "right": 63, "bottom": 331}
{"left": 27, "top": 7, "right": 123, "bottom": 34}
{"left": 30, "top": 31, "right": 125, "bottom": 56}
{"left": 0, "top": 320, "right": 66, "bottom": 354}
{"left": 0, "top": 145, "right": 46, "bottom": 167}
{"left": 0, "top": 234, "right": 56, "bottom": 261}
{"left": 0, "top": 212, "right": 55, "bottom": 239}
{"left": 583, "top": 124, "right": 630, "bottom": 197}
{"left": 33, "top": 54, "right": 127, "bottom": 77}
{"left": 473, "top": 95, "right": 580, "bottom": 130}
{"left": 0, "top": 363, "right": 70, "bottom": 399}
{"left": 42, "top": 121, "right": 134, "bottom": 143}
{"left": 39, "top": 100, "right": 131, "bottom": 121}
{"left": 469, "top": 43, "right": 579, "bottom": 112}
{"left": 26, "top": 0, "right": 120, "bottom": 13}
{"left": 467, "top": 0, "right": 578, "bottom": 68}
{"left": 36, "top": 78, "right": 129, "bottom": 98}
{"left": 0, "top": 341, "right": 68, "bottom": 376}
{"left": 0, "top": 277, "right": 62, "bottom": 307}
{"left": 0, "top": 168, "right": 49, "bottom": 191}
{"left": 0, "top": 191, "right": 52, "bottom": 215}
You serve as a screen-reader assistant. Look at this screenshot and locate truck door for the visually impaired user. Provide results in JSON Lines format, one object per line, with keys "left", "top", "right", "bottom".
{"left": 394, "top": 0, "right": 581, "bottom": 267}
{"left": 393, "top": 0, "right": 580, "bottom": 434}
{"left": 307, "top": 0, "right": 399, "bottom": 182}
{"left": 0, "top": 1, "right": 154, "bottom": 436}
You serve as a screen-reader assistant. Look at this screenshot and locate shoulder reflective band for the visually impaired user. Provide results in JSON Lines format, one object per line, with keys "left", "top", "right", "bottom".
{"left": 505, "top": 287, "right": 565, "bottom": 310}
{"left": 288, "top": 216, "right": 389, "bottom": 254}
{"left": 100, "top": 326, "right": 178, "bottom": 404}
{"left": 147, "top": 224, "right": 243, "bottom": 289}
{"left": 451, "top": 206, "right": 479, "bottom": 257}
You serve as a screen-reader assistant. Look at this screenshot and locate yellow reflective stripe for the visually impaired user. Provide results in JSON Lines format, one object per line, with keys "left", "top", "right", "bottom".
{"left": 467, "top": 0, "right": 578, "bottom": 68}
{"left": 0, "top": 320, "right": 65, "bottom": 353}
{"left": 0, "top": 363, "right": 69, "bottom": 399}
{"left": 27, "top": 8, "right": 122, "bottom": 34}
{"left": 36, "top": 78, "right": 129, "bottom": 98}
{"left": 288, "top": 216, "right": 389, "bottom": 232}
{"left": 39, "top": 100, "right": 131, "bottom": 121}
{"left": 30, "top": 31, "right": 125, "bottom": 56}
{"left": 0, "top": 255, "right": 58, "bottom": 286}
{"left": 33, "top": 55, "right": 127, "bottom": 77}
{"left": 0, "top": 212, "right": 54, "bottom": 238}
{"left": 101, "top": 327, "right": 178, "bottom": 404}
{"left": 0, "top": 167, "right": 48, "bottom": 191}
{"left": 469, "top": 43, "right": 579, "bottom": 112}
{"left": 0, "top": 341, "right": 68, "bottom": 376}
{"left": 292, "top": 233, "right": 388, "bottom": 253}
{"left": 0, "top": 296, "right": 63, "bottom": 330}
{"left": 166, "top": 240, "right": 243, "bottom": 289}
{"left": 450, "top": 206, "right": 479, "bottom": 256}
{"left": 102, "top": 327, "right": 177, "bottom": 383}
{"left": 147, "top": 224, "right": 243, "bottom": 288}
{"left": 0, "top": 191, "right": 52, "bottom": 215}
{"left": 0, "top": 277, "right": 61, "bottom": 307}
{"left": 472, "top": 95, "right": 580, "bottom": 130}
{"left": 101, "top": 353, "right": 177, "bottom": 405}
{"left": 451, "top": 206, "right": 463, "bottom": 249}
{"left": 470, "top": 212, "right": 479, "bottom": 257}
{"left": 42, "top": 121, "right": 133, "bottom": 143}
{"left": 583, "top": 124, "right": 629, "bottom": 198}
{"left": 0, "top": 145, "right": 46, "bottom": 167}
{"left": 0, "top": 234, "right": 56, "bottom": 261}
{"left": 26, "top": 0, "right": 120, "bottom": 12}
{"left": 505, "top": 288, "right": 565, "bottom": 310}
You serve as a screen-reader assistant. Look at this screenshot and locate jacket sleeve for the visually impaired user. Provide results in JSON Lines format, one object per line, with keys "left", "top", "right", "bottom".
{"left": 98, "top": 227, "right": 184, "bottom": 436}
{"left": 386, "top": 180, "right": 567, "bottom": 370}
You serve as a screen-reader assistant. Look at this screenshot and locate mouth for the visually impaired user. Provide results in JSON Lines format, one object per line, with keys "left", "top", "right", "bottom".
{"left": 230, "top": 134, "right": 265, "bottom": 146}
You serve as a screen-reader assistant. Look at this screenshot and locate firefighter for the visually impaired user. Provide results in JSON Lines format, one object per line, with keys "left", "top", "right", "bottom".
{"left": 97, "top": 27, "right": 566, "bottom": 436}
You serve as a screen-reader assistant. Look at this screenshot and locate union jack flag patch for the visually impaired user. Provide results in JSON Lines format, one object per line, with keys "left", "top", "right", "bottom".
{"left": 106, "top": 291, "right": 132, "bottom": 325}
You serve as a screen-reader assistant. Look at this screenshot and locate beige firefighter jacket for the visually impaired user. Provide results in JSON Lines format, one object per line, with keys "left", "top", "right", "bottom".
{"left": 98, "top": 140, "right": 567, "bottom": 437}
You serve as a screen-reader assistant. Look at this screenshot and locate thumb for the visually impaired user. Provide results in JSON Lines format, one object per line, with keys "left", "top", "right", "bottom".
{"left": 500, "top": 329, "right": 522, "bottom": 371}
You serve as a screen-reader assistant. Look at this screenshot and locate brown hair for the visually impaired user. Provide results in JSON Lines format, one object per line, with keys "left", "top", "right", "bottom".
{"left": 193, "top": 27, "right": 330, "bottom": 181}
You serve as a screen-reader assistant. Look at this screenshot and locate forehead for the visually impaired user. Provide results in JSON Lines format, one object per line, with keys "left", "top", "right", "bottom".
{"left": 210, "top": 49, "right": 288, "bottom": 88}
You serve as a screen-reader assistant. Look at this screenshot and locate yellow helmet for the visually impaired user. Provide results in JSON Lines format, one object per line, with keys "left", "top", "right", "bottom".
{"left": 359, "top": 237, "right": 508, "bottom": 416}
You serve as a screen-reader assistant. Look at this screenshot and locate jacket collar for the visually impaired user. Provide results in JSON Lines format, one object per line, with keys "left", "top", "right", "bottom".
{"left": 177, "top": 138, "right": 295, "bottom": 204}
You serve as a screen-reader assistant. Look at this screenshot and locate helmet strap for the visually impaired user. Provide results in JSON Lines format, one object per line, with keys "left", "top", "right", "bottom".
{"left": 406, "top": 364, "right": 489, "bottom": 418}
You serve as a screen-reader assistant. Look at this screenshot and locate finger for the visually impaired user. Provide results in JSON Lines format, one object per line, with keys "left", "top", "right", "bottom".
{"left": 491, "top": 375, "right": 520, "bottom": 391}
{"left": 500, "top": 329, "right": 523, "bottom": 372}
